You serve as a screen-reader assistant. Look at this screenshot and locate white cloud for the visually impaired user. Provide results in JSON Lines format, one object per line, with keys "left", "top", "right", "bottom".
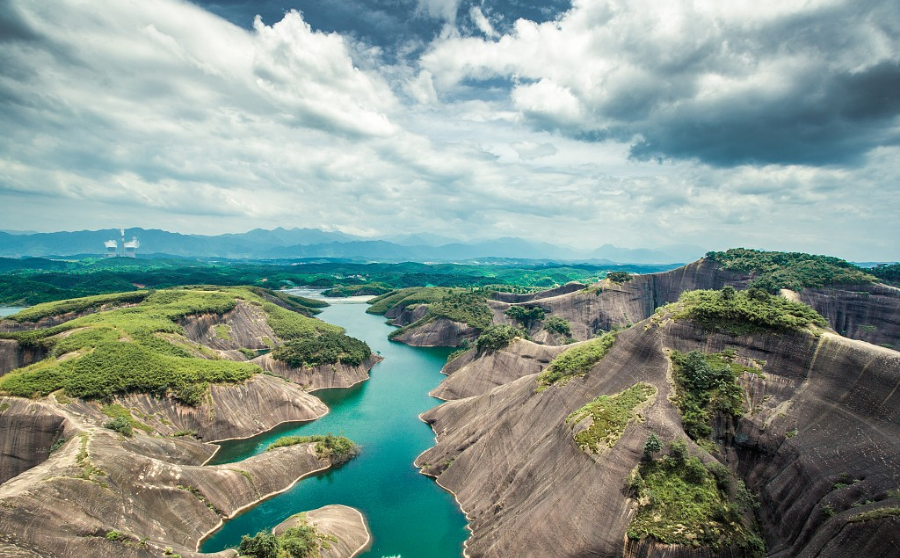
{"left": 469, "top": 7, "right": 499, "bottom": 39}
{"left": 420, "top": 0, "right": 900, "bottom": 165}
{"left": 0, "top": 0, "right": 897, "bottom": 260}
{"left": 510, "top": 141, "right": 558, "bottom": 160}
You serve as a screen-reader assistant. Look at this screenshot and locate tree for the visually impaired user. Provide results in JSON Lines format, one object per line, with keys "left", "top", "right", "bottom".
{"left": 505, "top": 305, "right": 545, "bottom": 327}
{"left": 643, "top": 433, "right": 663, "bottom": 459}
{"left": 238, "top": 531, "right": 279, "bottom": 558}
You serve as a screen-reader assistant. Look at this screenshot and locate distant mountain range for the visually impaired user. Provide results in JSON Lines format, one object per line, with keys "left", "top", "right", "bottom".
{"left": 0, "top": 228, "right": 705, "bottom": 264}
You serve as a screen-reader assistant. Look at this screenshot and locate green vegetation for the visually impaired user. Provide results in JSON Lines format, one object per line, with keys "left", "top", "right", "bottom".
{"left": 49, "top": 437, "right": 67, "bottom": 453}
{"left": 266, "top": 434, "right": 357, "bottom": 464}
{"left": 322, "top": 283, "right": 393, "bottom": 297}
{"left": 425, "top": 291, "right": 492, "bottom": 329}
{"left": 446, "top": 348, "right": 469, "bottom": 363}
{"left": 261, "top": 301, "right": 342, "bottom": 341}
{"left": 213, "top": 324, "right": 232, "bottom": 341}
{"left": 0, "top": 257, "right": 674, "bottom": 308}
{"left": 366, "top": 287, "right": 451, "bottom": 315}
{"left": 381, "top": 289, "right": 493, "bottom": 342}
{"left": 671, "top": 350, "right": 752, "bottom": 441}
{"left": 566, "top": 383, "right": 656, "bottom": 454}
{"left": 101, "top": 403, "right": 152, "bottom": 433}
{"left": 705, "top": 248, "right": 875, "bottom": 292}
{"left": 272, "top": 331, "right": 372, "bottom": 367}
{"left": 669, "top": 287, "right": 827, "bottom": 334}
{"left": 0, "top": 288, "right": 313, "bottom": 404}
{"left": 537, "top": 332, "right": 617, "bottom": 389}
{"left": 104, "top": 416, "right": 133, "bottom": 437}
{"left": 475, "top": 324, "right": 527, "bottom": 352}
{"left": 7, "top": 291, "right": 150, "bottom": 323}
{"left": 870, "top": 263, "right": 900, "bottom": 285}
{"left": 643, "top": 433, "right": 663, "bottom": 459}
{"left": 504, "top": 305, "right": 545, "bottom": 327}
{"left": 249, "top": 287, "right": 327, "bottom": 316}
{"left": 606, "top": 271, "right": 632, "bottom": 283}
{"left": 627, "top": 442, "right": 764, "bottom": 554}
{"left": 543, "top": 315, "right": 571, "bottom": 336}
{"left": 238, "top": 515, "right": 335, "bottom": 558}
{"left": 848, "top": 507, "right": 900, "bottom": 523}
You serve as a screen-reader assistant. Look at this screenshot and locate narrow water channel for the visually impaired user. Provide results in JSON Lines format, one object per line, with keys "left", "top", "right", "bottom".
{"left": 200, "top": 296, "right": 469, "bottom": 558}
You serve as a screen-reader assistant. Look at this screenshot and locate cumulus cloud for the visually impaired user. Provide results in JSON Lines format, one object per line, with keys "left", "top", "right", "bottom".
{"left": 420, "top": 0, "right": 900, "bottom": 166}
{"left": 0, "top": 0, "right": 897, "bottom": 260}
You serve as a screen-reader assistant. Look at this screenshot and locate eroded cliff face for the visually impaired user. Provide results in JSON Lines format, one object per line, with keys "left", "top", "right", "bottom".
{"left": 255, "top": 354, "right": 382, "bottom": 392}
{"left": 505, "top": 260, "right": 750, "bottom": 341}
{"left": 418, "top": 317, "right": 900, "bottom": 558}
{"left": 391, "top": 318, "right": 480, "bottom": 347}
{"left": 181, "top": 301, "right": 278, "bottom": 351}
{"left": 0, "top": 398, "right": 75, "bottom": 484}
{"left": 0, "top": 422, "right": 341, "bottom": 558}
{"left": 273, "top": 505, "right": 372, "bottom": 558}
{"left": 58, "top": 374, "right": 329, "bottom": 443}
{"left": 0, "top": 340, "right": 48, "bottom": 376}
{"left": 431, "top": 339, "right": 566, "bottom": 401}
{"left": 797, "top": 283, "right": 900, "bottom": 350}
{"left": 486, "top": 260, "right": 900, "bottom": 351}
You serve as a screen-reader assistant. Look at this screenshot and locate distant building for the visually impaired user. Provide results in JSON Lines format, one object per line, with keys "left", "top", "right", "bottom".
{"left": 104, "top": 240, "right": 117, "bottom": 258}
{"left": 102, "top": 229, "right": 139, "bottom": 258}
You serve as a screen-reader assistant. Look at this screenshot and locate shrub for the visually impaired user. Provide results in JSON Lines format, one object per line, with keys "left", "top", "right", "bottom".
{"left": 627, "top": 445, "right": 765, "bottom": 554}
{"left": 566, "top": 383, "right": 656, "bottom": 453}
{"left": 267, "top": 434, "right": 357, "bottom": 464}
{"left": 643, "top": 433, "right": 663, "bottom": 459}
{"left": 671, "top": 350, "right": 751, "bottom": 441}
{"left": 672, "top": 288, "right": 827, "bottom": 334}
{"left": 104, "top": 416, "right": 133, "bottom": 437}
{"left": 505, "top": 305, "right": 546, "bottom": 327}
{"left": 705, "top": 248, "right": 874, "bottom": 291}
{"left": 606, "top": 271, "right": 632, "bottom": 283}
{"left": 273, "top": 331, "right": 372, "bottom": 367}
{"left": 537, "top": 332, "right": 617, "bottom": 388}
{"left": 543, "top": 315, "right": 571, "bottom": 336}
{"left": 475, "top": 325, "right": 526, "bottom": 352}
{"left": 238, "top": 530, "right": 279, "bottom": 558}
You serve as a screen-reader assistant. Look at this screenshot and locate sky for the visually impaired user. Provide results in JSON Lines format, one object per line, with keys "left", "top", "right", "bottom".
{"left": 0, "top": 0, "right": 898, "bottom": 260}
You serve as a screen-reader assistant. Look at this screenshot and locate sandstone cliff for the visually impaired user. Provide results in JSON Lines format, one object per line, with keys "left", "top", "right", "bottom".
{"left": 0, "top": 420, "right": 346, "bottom": 558}
{"left": 431, "top": 339, "right": 565, "bottom": 401}
{"left": 254, "top": 354, "right": 382, "bottom": 392}
{"left": 417, "top": 314, "right": 900, "bottom": 558}
{"left": 391, "top": 318, "right": 480, "bottom": 347}
{"left": 486, "top": 259, "right": 899, "bottom": 350}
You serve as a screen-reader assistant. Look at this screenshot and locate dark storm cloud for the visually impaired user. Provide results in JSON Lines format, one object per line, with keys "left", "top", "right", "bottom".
{"left": 629, "top": 61, "right": 900, "bottom": 167}
{"left": 423, "top": 0, "right": 900, "bottom": 167}
{"left": 0, "top": 0, "right": 39, "bottom": 42}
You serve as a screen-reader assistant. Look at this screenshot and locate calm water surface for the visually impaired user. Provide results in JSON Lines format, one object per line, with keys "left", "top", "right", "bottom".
{"left": 0, "top": 307, "right": 26, "bottom": 318}
{"left": 200, "top": 295, "right": 468, "bottom": 558}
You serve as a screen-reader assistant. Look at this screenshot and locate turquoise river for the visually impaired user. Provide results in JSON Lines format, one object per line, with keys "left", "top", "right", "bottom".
{"left": 200, "top": 295, "right": 469, "bottom": 557}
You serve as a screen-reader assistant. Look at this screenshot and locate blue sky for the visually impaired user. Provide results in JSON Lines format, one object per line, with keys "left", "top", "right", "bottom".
{"left": 0, "top": 0, "right": 898, "bottom": 260}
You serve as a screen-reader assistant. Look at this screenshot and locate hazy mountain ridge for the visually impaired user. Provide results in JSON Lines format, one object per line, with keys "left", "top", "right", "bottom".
{"left": 0, "top": 228, "right": 704, "bottom": 264}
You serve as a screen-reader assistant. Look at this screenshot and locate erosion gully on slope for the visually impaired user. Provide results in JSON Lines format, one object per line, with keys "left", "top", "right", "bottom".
{"left": 201, "top": 292, "right": 469, "bottom": 558}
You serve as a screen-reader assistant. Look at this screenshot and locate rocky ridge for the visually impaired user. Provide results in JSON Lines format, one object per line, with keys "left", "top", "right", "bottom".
{"left": 416, "top": 259, "right": 900, "bottom": 558}
{"left": 0, "top": 288, "right": 377, "bottom": 557}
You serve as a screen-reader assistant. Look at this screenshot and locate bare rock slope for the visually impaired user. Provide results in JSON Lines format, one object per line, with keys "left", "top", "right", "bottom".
{"left": 431, "top": 339, "right": 565, "bottom": 401}
{"left": 418, "top": 315, "right": 900, "bottom": 558}
{"left": 0, "top": 419, "right": 341, "bottom": 558}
